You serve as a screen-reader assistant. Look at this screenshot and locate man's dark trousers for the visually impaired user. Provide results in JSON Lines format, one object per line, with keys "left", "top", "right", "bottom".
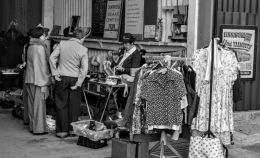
{"left": 55, "top": 76, "right": 81, "bottom": 133}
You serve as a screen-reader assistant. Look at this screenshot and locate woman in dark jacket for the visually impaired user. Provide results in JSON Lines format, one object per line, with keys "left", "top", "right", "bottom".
{"left": 115, "top": 33, "right": 141, "bottom": 75}
{"left": 0, "top": 20, "right": 26, "bottom": 68}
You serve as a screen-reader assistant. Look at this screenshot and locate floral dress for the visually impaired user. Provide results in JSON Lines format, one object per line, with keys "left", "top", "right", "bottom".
{"left": 191, "top": 46, "right": 239, "bottom": 145}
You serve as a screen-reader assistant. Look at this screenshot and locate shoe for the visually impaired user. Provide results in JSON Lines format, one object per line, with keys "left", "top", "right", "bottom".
{"left": 69, "top": 131, "right": 76, "bottom": 137}
{"left": 33, "top": 132, "right": 48, "bottom": 135}
{"left": 24, "top": 122, "right": 29, "bottom": 126}
{"left": 69, "top": 134, "right": 76, "bottom": 137}
{"left": 56, "top": 132, "right": 68, "bottom": 138}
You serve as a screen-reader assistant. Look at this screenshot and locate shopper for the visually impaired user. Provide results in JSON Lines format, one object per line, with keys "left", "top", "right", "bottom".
{"left": 24, "top": 27, "right": 51, "bottom": 134}
{"left": 0, "top": 20, "right": 26, "bottom": 89}
{"left": 49, "top": 27, "right": 90, "bottom": 138}
{"left": 22, "top": 25, "right": 50, "bottom": 125}
{"left": 0, "top": 20, "right": 26, "bottom": 68}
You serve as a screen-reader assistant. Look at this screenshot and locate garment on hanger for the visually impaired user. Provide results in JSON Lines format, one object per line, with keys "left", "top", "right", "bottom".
{"left": 191, "top": 44, "right": 240, "bottom": 145}
{"left": 140, "top": 67, "right": 187, "bottom": 130}
{"left": 181, "top": 64, "right": 199, "bottom": 125}
{"left": 129, "top": 64, "right": 187, "bottom": 136}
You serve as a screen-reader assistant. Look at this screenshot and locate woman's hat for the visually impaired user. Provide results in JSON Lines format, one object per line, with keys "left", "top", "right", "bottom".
{"left": 83, "top": 27, "right": 91, "bottom": 37}
{"left": 122, "top": 33, "right": 135, "bottom": 43}
{"left": 30, "top": 27, "right": 44, "bottom": 38}
{"left": 36, "top": 24, "right": 50, "bottom": 35}
{"left": 73, "top": 27, "right": 91, "bottom": 38}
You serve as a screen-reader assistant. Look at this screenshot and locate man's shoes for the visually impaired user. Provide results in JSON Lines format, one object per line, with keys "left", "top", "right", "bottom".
{"left": 33, "top": 132, "right": 48, "bottom": 135}
{"left": 30, "top": 130, "right": 48, "bottom": 135}
{"left": 56, "top": 132, "right": 68, "bottom": 138}
{"left": 24, "top": 122, "right": 29, "bottom": 126}
{"left": 69, "top": 131, "right": 76, "bottom": 137}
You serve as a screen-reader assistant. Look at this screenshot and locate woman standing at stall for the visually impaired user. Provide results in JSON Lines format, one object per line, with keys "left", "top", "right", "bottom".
{"left": 115, "top": 33, "right": 141, "bottom": 75}
{"left": 24, "top": 27, "right": 51, "bottom": 134}
{"left": 114, "top": 33, "right": 142, "bottom": 111}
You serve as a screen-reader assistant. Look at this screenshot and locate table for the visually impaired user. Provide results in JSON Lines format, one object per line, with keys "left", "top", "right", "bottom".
{"left": 83, "top": 79, "right": 128, "bottom": 122}
{"left": 0, "top": 70, "right": 20, "bottom": 89}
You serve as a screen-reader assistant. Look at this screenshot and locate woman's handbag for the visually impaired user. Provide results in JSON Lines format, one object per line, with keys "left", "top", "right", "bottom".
{"left": 189, "top": 135, "right": 226, "bottom": 158}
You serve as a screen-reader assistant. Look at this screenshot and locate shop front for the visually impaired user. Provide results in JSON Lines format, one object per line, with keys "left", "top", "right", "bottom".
{"left": 1, "top": 0, "right": 259, "bottom": 158}
{"left": 39, "top": 0, "right": 259, "bottom": 157}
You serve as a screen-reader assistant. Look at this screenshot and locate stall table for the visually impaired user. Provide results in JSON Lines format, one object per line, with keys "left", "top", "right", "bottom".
{"left": 83, "top": 79, "right": 129, "bottom": 122}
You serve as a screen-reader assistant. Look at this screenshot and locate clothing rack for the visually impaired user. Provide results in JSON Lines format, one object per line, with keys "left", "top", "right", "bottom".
{"left": 203, "top": 0, "right": 228, "bottom": 157}
{"left": 142, "top": 55, "right": 194, "bottom": 61}
{"left": 202, "top": 38, "right": 216, "bottom": 138}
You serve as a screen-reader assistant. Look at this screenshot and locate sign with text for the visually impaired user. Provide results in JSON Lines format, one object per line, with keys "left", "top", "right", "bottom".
{"left": 103, "top": 0, "right": 123, "bottom": 40}
{"left": 220, "top": 25, "right": 258, "bottom": 80}
{"left": 125, "top": 0, "right": 144, "bottom": 40}
{"left": 144, "top": 25, "right": 155, "bottom": 38}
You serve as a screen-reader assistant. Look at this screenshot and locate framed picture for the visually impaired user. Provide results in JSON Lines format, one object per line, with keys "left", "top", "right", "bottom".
{"left": 220, "top": 25, "right": 258, "bottom": 80}
{"left": 50, "top": 25, "right": 61, "bottom": 36}
{"left": 69, "top": 16, "right": 80, "bottom": 35}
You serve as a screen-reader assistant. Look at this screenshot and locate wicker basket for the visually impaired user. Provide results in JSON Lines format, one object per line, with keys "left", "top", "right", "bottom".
{"left": 77, "top": 136, "right": 107, "bottom": 149}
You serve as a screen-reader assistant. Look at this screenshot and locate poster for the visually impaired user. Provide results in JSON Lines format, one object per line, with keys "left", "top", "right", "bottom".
{"left": 220, "top": 25, "right": 258, "bottom": 80}
{"left": 125, "top": 0, "right": 144, "bottom": 40}
{"left": 103, "top": 0, "right": 122, "bottom": 39}
{"left": 144, "top": 25, "right": 155, "bottom": 38}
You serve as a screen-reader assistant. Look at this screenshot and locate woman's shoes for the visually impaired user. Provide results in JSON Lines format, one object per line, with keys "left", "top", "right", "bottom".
{"left": 33, "top": 132, "right": 48, "bottom": 135}
{"left": 30, "top": 131, "right": 48, "bottom": 135}
{"left": 56, "top": 132, "right": 68, "bottom": 138}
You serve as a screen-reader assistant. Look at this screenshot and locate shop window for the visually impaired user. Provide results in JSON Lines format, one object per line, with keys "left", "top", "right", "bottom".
{"left": 91, "top": 0, "right": 108, "bottom": 38}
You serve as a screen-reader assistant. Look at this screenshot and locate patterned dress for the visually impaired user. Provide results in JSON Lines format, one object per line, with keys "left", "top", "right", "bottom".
{"left": 140, "top": 68, "right": 187, "bottom": 130}
{"left": 191, "top": 46, "right": 239, "bottom": 145}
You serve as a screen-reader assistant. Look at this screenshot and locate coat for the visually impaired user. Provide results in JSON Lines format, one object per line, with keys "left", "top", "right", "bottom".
{"left": 25, "top": 39, "right": 51, "bottom": 87}
{"left": 118, "top": 48, "right": 141, "bottom": 75}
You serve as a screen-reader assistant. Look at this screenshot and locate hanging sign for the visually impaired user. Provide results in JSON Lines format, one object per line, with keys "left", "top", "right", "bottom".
{"left": 103, "top": 0, "right": 123, "bottom": 40}
{"left": 125, "top": 0, "right": 144, "bottom": 40}
{"left": 220, "top": 25, "right": 258, "bottom": 80}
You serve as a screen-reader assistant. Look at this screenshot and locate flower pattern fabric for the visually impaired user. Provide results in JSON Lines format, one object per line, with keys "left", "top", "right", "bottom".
{"left": 191, "top": 46, "right": 239, "bottom": 145}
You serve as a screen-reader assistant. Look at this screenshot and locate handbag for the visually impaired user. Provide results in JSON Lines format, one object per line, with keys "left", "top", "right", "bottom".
{"left": 189, "top": 135, "right": 225, "bottom": 158}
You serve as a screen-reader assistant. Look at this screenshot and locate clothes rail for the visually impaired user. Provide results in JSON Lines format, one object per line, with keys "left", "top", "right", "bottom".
{"left": 142, "top": 55, "right": 194, "bottom": 61}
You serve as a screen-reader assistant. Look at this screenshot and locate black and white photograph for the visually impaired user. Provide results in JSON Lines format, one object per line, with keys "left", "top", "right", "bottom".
{"left": 0, "top": 0, "right": 260, "bottom": 158}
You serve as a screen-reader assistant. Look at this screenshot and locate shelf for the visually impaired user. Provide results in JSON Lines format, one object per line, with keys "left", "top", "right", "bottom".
{"left": 49, "top": 36, "right": 187, "bottom": 52}
{"left": 136, "top": 41, "right": 187, "bottom": 47}
{"left": 161, "top": 6, "right": 176, "bottom": 10}
{"left": 162, "top": 5, "right": 188, "bottom": 10}
{"left": 49, "top": 35, "right": 121, "bottom": 44}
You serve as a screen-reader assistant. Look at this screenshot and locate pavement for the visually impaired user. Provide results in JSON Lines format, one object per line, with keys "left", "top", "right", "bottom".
{"left": 0, "top": 108, "right": 111, "bottom": 158}
{"left": 228, "top": 111, "right": 260, "bottom": 158}
{"left": 0, "top": 107, "right": 260, "bottom": 158}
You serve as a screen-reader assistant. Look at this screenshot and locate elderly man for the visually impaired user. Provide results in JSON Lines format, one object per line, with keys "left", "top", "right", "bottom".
{"left": 49, "top": 27, "right": 90, "bottom": 138}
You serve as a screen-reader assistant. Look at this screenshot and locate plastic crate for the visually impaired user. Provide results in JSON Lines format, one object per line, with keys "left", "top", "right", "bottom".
{"left": 77, "top": 136, "right": 107, "bottom": 149}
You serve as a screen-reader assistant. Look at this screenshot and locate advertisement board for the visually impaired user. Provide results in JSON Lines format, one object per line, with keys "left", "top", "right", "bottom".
{"left": 220, "top": 25, "right": 258, "bottom": 80}
{"left": 103, "top": 0, "right": 123, "bottom": 40}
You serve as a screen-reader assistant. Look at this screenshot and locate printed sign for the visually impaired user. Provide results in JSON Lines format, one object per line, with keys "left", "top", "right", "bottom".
{"left": 103, "top": 0, "right": 123, "bottom": 40}
{"left": 125, "top": 0, "right": 144, "bottom": 40}
{"left": 220, "top": 25, "right": 258, "bottom": 80}
{"left": 144, "top": 25, "right": 155, "bottom": 38}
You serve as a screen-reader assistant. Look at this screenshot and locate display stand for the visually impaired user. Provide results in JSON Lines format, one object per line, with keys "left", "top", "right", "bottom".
{"left": 201, "top": 38, "right": 228, "bottom": 157}
{"left": 149, "top": 131, "right": 183, "bottom": 158}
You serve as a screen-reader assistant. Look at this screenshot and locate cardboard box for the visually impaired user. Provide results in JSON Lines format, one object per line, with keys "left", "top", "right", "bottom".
{"left": 112, "top": 138, "right": 136, "bottom": 158}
